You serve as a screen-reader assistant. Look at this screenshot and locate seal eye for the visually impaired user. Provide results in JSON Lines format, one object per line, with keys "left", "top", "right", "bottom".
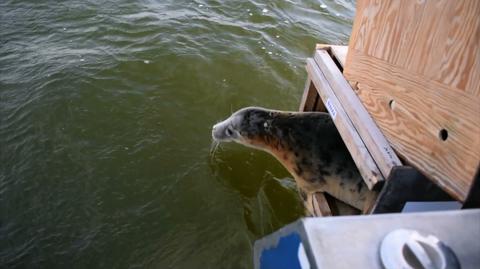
{"left": 225, "top": 126, "right": 234, "bottom": 137}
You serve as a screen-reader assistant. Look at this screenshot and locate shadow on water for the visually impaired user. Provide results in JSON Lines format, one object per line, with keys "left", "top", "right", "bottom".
{"left": 208, "top": 142, "right": 305, "bottom": 237}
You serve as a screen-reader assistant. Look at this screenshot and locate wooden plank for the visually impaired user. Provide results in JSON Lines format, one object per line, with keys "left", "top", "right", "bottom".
{"left": 331, "top": 199, "right": 361, "bottom": 216}
{"left": 299, "top": 77, "right": 324, "bottom": 112}
{"left": 371, "top": 166, "right": 452, "bottom": 214}
{"left": 311, "top": 192, "right": 363, "bottom": 217}
{"left": 323, "top": 193, "right": 361, "bottom": 216}
{"left": 312, "top": 192, "right": 332, "bottom": 217}
{"left": 306, "top": 58, "right": 384, "bottom": 189}
{"left": 346, "top": 52, "right": 480, "bottom": 200}
{"left": 354, "top": 81, "right": 478, "bottom": 200}
{"left": 345, "top": 0, "right": 480, "bottom": 201}
{"left": 314, "top": 97, "right": 326, "bottom": 112}
{"left": 330, "top": 46, "right": 348, "bottom": 69}
{"left": 314, "top": 50, "right": 401, "bottom": 179}
{"left": 315, "top": 44, "right": 348, "bottom": 68}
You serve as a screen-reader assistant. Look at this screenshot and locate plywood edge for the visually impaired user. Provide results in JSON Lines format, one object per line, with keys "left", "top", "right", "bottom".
{"left": 312, "top": 192, "right": 333, "bottom": 217}
{"left": 315, "top": 44, "right": 348, "bottom": 68}
{"left": 306, "top": 58, "right": 384, "bottom": 189}
{"left": 315, "top": 192, "right": 361, "bottom": 216}
{"left": 313, "top": 50, "right": 402, "bottom": 179}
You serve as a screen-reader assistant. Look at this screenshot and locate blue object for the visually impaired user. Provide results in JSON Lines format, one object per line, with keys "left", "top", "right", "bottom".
{"left": 259, "top": 233, "right": 303, "bottom": 269}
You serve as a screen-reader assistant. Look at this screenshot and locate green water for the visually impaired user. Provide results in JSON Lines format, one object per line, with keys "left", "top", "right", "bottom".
{"left": 0, "top": 0, "right": 354, "bottom": 267}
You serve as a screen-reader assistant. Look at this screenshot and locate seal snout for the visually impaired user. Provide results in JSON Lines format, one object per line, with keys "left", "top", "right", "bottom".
{"left": 212, "top": 118, "right": 237, "bottom": 142}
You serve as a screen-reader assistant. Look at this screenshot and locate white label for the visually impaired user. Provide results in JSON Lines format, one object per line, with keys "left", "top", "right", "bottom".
{"left": 326, "top": 98, "right": 337, "bottom": 119}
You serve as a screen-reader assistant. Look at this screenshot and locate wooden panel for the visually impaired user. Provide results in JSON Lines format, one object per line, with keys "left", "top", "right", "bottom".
{"left": 348, "top": 0, "right": 480, "bottom": 92}
{"left": 314, "top": 50, "right": 401, "bottom": 179}
{"left": 348, "top": 51, "right": 480, "bottom": 201}
{"left": 345, "top": 0, "right": 480, "bottom": 201}
{"left": 306, "top": 58, "right": 384, "bottom": 189}
{"left": 426, "top": 1, "right": 479, "bottom": 90}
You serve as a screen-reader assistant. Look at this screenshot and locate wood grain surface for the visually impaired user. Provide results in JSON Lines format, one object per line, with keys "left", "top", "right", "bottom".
{"left": 345, "top": 0, "right": 480, "bottom": 201}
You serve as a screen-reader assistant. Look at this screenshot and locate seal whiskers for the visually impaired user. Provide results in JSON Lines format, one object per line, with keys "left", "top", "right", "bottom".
{"left": 209, "top": 139, "right": 222, "bottom": 162}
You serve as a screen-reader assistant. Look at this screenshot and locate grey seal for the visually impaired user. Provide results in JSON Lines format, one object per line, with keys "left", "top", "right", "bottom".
{"left": 212, "top": 107, "right": 375, "bottom": 214}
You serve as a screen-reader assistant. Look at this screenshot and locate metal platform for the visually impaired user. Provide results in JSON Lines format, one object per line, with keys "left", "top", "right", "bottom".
{"left": 254, "top": 209, "right": 480, "bottom": 269}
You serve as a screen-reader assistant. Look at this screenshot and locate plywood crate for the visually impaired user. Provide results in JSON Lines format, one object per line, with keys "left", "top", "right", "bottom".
{"left": 344, "top": 0, "right": 480, "bottom": 201}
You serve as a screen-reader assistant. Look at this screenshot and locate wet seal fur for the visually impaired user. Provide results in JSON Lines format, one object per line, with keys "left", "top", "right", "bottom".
{"left": 212, "top": 107, "right": 376, "bottom": 214}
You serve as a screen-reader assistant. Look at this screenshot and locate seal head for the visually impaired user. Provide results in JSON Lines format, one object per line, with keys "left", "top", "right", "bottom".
{"left": 212, "top": 107, "right": 283, "bottom": 149}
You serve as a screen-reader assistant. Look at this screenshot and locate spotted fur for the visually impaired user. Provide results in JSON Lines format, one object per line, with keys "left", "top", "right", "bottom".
{"left": 212, "top": 107, "right": 375, "bottom": 213}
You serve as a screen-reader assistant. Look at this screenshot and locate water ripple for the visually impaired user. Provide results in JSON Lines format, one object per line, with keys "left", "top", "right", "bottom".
{"left": 0, "top": 0, "right": 354, "bottom": 268}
